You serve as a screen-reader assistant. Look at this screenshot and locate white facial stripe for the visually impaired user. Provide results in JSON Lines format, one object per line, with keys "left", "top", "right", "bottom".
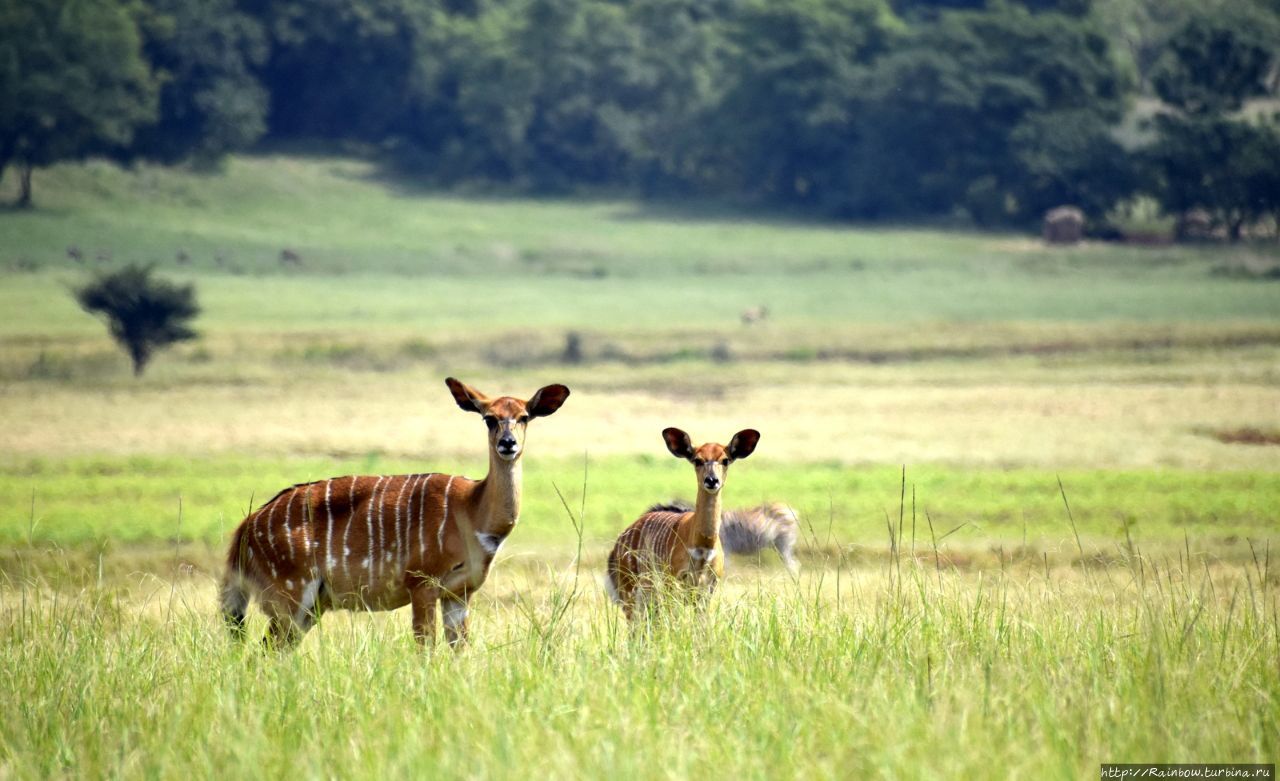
{"left": 476, "top": 532, "right": 504, "bottom": 556}
{"left": 494, "top": 418, "right": 523, "bottom": 458}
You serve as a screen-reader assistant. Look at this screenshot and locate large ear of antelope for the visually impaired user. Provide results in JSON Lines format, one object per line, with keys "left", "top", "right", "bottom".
{"left": 220, "top": 378, "right": 570, "bottom": 649}
{"left": 605, "top": 426, "right": 761, "bottom": 620}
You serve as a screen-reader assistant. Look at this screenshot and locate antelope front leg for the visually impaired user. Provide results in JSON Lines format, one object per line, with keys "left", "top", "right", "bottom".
{"left": 692, "top": 568, "right": 720, "bottom": 613}
{"left": 410, "top": 581, "right": 441, "bottom": 647}
{"left": 441, "top": 594, "right": 471, "bottom": 649}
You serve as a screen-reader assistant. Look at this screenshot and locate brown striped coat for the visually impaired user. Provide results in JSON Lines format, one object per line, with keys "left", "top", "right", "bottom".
{"left": 605, "top": 427, "right": 760, "bottom": 620}
{"left": 220, "top": 378, "right": 569, "bottom": 648}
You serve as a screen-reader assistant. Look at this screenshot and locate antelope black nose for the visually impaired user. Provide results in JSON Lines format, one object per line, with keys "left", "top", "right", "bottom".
{"left": 704, "top": 477, "right": 720, "bottom": 488}
{"left": 498, "top": 437, "right": 517, "bottom": 450}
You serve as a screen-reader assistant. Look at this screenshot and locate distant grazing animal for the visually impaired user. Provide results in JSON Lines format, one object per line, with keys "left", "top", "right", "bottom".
{"left": 95, "top": 248, "right": 112, "bottom": 263}
{"left": 1042, "top": 206, "right": 1085, "bottom": 245}
{"left": 66, "top": 246, "right": 84, "bottom": 264}
{"left": 606, "top": 427, "right": 760, "bottom": 620}
{"left": 220, "top": 378, "right": 570, "bottom": 649}
{"left": 175, "top": 249, "right": 190, "bottom": 265}
{"left": 1175, "top": 208, "right": 1214, "bottom": 242}
{"left": 740, "top": 305, "right": 769, "bottom": 326}
{"left": 280, "top": 248, "right": 303, "bottom": 266}
{"left": 648, "top": 500, "right": 799, "bottom": 573}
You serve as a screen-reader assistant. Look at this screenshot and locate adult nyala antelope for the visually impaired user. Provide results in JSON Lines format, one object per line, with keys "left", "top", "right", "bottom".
{"left": 605, "top": 427, "right": 760, "bottom": 620}
{"left": 646, "top": 500, "right": 800, "bottom": 573}
{"left": 220, "top": 378, "right": 570, "bottom": 648}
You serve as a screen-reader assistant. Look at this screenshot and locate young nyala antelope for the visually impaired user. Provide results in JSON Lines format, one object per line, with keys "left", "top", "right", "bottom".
{"left": 220, "top": 377, "right": 570, "bottom": 649}
{"left": 605, "top": 427, "right": 760, "bottom": 620}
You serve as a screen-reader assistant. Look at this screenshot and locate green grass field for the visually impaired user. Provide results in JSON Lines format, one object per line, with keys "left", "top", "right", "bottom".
{"left": 1, "top": 155, "right": 1278, "bottom": 778}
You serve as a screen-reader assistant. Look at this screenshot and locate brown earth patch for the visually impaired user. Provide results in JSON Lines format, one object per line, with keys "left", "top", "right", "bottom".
{"left": 1207, "top": 427, "right": 1280, "bottom": 446}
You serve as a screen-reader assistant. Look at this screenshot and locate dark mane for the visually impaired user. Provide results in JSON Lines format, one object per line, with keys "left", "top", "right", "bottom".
{"left": 646, "top": 499, "right": 693, "bottom": 514}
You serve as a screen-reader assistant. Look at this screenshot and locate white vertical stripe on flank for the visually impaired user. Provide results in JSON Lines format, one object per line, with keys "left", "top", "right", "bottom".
{"left": 282, "top": 490, "right": 295, "bottom": 559}
{"left": 393, "top": 475, "right": 411, "bottom": 572}
{"left": 417, "top": 474, "right": 433, "bottom": 563}
{"left": 340, "top": 476, "right": 356, "bottom": 582}
{"left": 406, "top": 474, "right": 426, "bottom": 568}
{"left": 265, "top": 495, "right": 282, "bottom": 559}
{"left": 438, "top": 476, "right": 456, "bottom": 551}
{"left": 324, "top": 479, "right": 335, "bottom": 572}
{"left": 401, "top": 474, "right": 417, "bottom": 570}
{"left": 366, "top": 476, "right": 385, "bottom": 582}
{"left": 300, "top": 485, "right": 313, "bottom": 574}
{"left": 372, "top": 476, "right": 388, "bottom": 583}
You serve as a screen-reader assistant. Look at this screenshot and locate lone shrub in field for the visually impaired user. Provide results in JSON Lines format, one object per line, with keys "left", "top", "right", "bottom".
{"left": 74, "top": 264, "right": 199, "bottom": 376}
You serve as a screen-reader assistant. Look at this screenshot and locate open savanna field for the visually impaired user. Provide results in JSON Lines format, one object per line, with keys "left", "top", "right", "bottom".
{"left": 1, "top": 156, "right": 1279, "bottom": 778}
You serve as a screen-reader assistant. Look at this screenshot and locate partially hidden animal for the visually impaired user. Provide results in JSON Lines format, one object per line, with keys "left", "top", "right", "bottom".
{"left": 645, "top": 499, "right": 799, "bottom": 573}
{"left": 605, "top": 427, "right": 760, "bottom": 620}
{"left": 220, "top": 377, "right": 570, "bottom": 648}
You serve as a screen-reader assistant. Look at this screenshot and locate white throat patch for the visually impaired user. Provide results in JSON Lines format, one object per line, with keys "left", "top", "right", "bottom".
{"left": 688, "top": 547, "right": 717, "bottom": 564}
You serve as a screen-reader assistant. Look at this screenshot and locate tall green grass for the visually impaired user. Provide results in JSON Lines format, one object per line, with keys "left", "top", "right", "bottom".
{"left": 2, "top": 154, "right": 1278, "bottom": 779}
{"left": 1, "top": 550, "right": 1275, "bottom": 779}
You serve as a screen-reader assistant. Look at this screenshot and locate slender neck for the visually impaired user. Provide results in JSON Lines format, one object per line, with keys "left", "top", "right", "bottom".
{"left": 683, "top": 487, "right": 722, "bottom": 546}
{"left": 473, "top": 450, "right": 522, "bottom": 532}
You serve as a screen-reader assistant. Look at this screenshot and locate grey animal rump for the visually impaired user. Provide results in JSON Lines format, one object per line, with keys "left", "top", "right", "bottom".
{"left": 648, "top": 500, "right": 800, "bottom": 572}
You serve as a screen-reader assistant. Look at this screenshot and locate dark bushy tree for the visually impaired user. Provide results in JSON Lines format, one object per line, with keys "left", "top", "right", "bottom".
{"left": 240, "top": 0, "right": 431, "bottom": 142}
{"left": 75, "top": 265, "right": 200, "bottom": 377}
{"left": 126, "top": 0, "right": 269, "bottom": 165}
{"left": 408, "top": 0, "right": 731, "bottom": 191}
{"left": 1146, "top": 6, "right": 1280, "bottom": 240}
{"left": 1150, "top": 5, "right": 1275, "bottom": 116}
{"left": 0, "top": 0, "right": 157, "bottom": 206}
{"left": 1148, "top": 114, "right": 1280, "bottom": 240}
{"left": 705, "top": 0, "right": 896, "bottom": 208}
{"left": 847, "top": 4, "right": 1129, "bottom": 223}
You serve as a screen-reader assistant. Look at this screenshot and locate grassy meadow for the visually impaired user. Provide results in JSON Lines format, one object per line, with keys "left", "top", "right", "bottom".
{"left": 1, "top": 155, "right": 1279, "bottom": 779}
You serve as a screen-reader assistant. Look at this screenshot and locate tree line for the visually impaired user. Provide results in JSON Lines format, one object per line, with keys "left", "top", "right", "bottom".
{"left": 2, "top": 0, "right": 1278, "bottom": 235}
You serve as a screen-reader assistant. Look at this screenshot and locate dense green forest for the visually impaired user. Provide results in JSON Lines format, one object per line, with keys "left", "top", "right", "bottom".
{"left": 2, "top": 0, "right": 1278, "bottom": 231}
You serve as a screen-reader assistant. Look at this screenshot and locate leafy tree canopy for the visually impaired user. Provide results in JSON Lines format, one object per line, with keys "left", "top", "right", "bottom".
{"left": 0, "top": 0, "right": 157, "bottom": 205}
{"left": 1150, "top": 4, "right": 1280, "bottom": 114}
{"left": 75, "top": 264, "right": 200, "bottom": 377}
{"left": 125, "top": 0, "right": 269, "bottom": 165}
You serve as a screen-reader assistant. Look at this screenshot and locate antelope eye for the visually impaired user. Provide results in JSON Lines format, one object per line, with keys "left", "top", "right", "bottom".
{"left": 483, "top": 416, "right": 498, "bottom": 431}
{"left": 720, "top": 459, "right": 730, "bottom": 466}
{"left": 518, "top": 415, "right": 530, "bottom": 425}
{"left": 692, "top": 458, "right": 705, "bottom": 467}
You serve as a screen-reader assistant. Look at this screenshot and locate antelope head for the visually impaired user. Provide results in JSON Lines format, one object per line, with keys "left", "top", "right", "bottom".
{"left": 662, "top": 427, "right": 761, "bottom": 495}
{"left": 446, "top": 378, "right": 570, "bottom": 462}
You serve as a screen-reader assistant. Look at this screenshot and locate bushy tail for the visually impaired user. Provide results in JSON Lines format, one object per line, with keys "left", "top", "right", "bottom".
{"left": 220, "top": 524, "right": 251, "bottom": 640}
